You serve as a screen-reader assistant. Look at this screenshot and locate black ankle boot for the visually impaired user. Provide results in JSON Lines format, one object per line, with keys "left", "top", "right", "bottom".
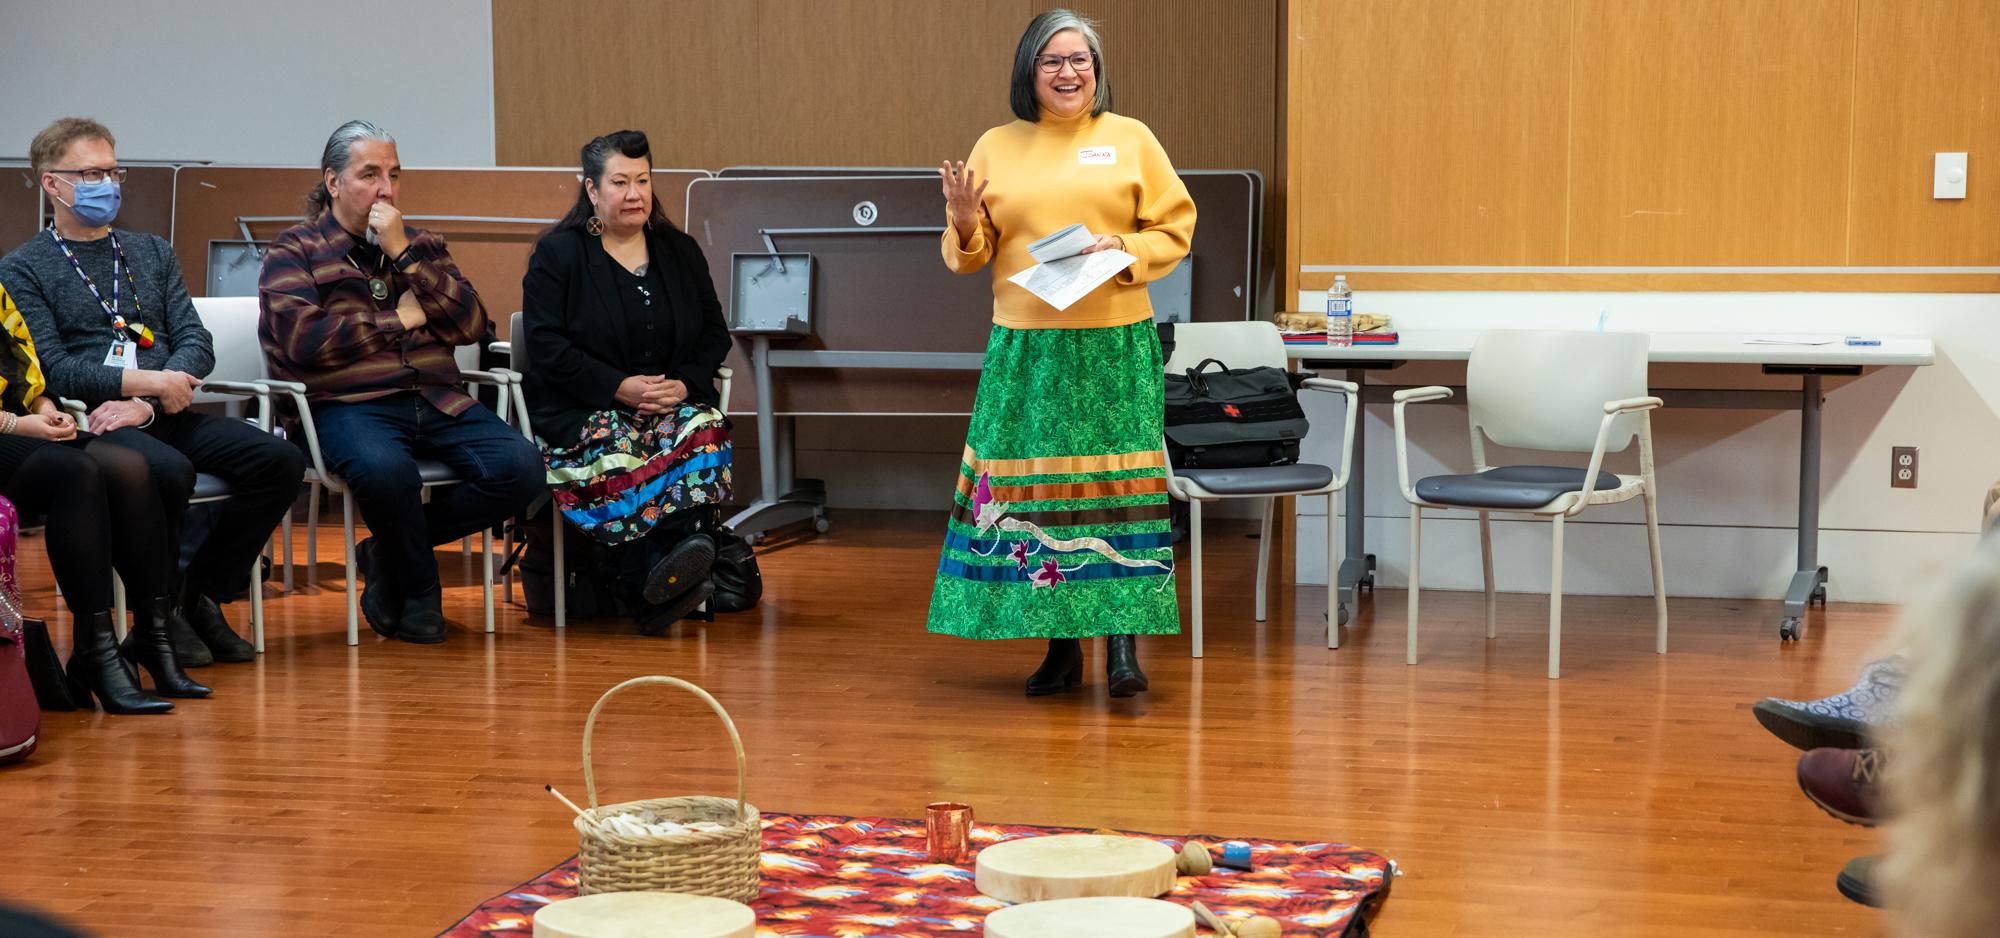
{"left": 70, "top": 612, "right": 173, "bottom": 715}
{"left": 179, "top": 582, "right": 255, "bottom": 663}
{"left": 120, "top": 598, "right": 213, "bottom": 698}
{"left": 1025, "top": 638, "right": 1084, "bottom": 696}
{"left": 1106, "top": 634, "right": 1148, "bottom": 698}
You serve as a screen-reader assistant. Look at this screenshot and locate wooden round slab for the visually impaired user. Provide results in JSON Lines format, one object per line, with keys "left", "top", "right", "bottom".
{"left": 532, "top": 891, "right": 755, "bottom": 938}
{"left": 985, "top": 896, "right": 1195, "bottom": 938}
{"left": 975, "top": 834, "right": 1177, "bottom": 903}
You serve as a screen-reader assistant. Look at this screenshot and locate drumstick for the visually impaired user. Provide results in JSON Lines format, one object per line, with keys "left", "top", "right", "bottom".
{"left": 545, "top": 784, "right": 588, "bottom": 819}
{"left": 1190, "top": 901, "right": 1236, "bottom": 937}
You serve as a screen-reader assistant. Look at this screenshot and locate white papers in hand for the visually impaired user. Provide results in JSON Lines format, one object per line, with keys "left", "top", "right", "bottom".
{"left": 1027, "top": 223, "right": 1098, "bottom": 263}
{"left": 1008, "top": 249, "right": 1136, "bottom": 311}
{"left": 1010, "top": 224, "right": 1135, "bottom": 310}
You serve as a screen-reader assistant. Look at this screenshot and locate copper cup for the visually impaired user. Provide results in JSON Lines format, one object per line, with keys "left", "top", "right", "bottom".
{"left": 925, "top": 802, "right": 974, "bottom": 864}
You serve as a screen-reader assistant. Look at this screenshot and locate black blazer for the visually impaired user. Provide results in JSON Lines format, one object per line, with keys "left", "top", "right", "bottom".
{"left": 520, "top": 225, "right": 732, "bottom": 445}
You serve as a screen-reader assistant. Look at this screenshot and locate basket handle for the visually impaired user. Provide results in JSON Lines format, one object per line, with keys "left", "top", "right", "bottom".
{"left": 581, "top": 676, "right": 749, "bottom": 823}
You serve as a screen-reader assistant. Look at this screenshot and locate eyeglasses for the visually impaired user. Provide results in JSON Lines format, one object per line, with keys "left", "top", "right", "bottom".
{"left": 1035, "top": 52, "right": 1095, "bottom": 74}
{"left": 50, "top": 167, "right": 129, "bottom": 185}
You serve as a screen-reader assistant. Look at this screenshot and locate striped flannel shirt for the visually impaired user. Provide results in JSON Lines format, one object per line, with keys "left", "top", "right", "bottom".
{"left": 257, "top": 210, "right": 486, "bottom": 415}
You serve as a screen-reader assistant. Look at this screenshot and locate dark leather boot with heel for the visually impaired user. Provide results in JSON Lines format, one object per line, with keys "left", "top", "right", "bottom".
{"left": 120, "top": 598, "right": 213, "bottom": 698}
{"left": 71, "top": 612, "right": 173, "bottom": 715}
{"left": 1025, "top": 638, "right": 1084, "bottom": 696}
{"left": 1106, "top": 634, "right": 1148, "bottom": 698}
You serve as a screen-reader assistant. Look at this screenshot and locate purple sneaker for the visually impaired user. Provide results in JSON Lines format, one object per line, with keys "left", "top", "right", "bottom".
{"left": 1753, "top": 655, "right": 1902, "bottom": 751}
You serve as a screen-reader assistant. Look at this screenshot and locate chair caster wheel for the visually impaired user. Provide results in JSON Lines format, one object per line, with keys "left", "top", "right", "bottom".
{"left": 814, "top": 516, "right": 830, "bottom": 534}
{"left": 1780, "top": 617, "right": 1803, "bottom": 642}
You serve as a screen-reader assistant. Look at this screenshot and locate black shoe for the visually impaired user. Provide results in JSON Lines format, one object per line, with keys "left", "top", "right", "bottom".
{"left": 641, "top": 534, "right": 716, "bottom": 606}
{"left": 118, "top": 598, "right": 212, "bottom": 698}
{"left": 164, "top": 606, "right": 214, "bottom": 668}
{"left": 69, "top": 612, "right": 173, "bottom": 715}
{"left": 1025, "top": 638, "right": 1084, "bottom": 696}
{"left": 395, "top": 584, "right": 447, "bottom": 644}
{"left": 179, "top": 583, "right": 256, "bottom": 663}
{"left": 637, "top": 581, "right": 716, "bottom": 636}
{"left": 1836, "top": 855, "right": 1881, "bottom": 908}
{"left": 1106, "top": 634, "right": 1149, "bottom": 698}
{"left": 356, "top": 538, "right": 402, "bottom": 640}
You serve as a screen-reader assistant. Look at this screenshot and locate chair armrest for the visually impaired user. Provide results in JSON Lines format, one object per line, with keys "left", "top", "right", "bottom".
{"left": 198, "top": 381, "right": 276, "bottom": 432}
{"left": 256, "top": 380, "right": 337, "bottom": 489}
{"left": 1300, "top": 378, "right": 1361, "bottom": 491}
{"left": 198, "top": 380, "right": 268, "bottom": 397}
{"left": 1604, "top": 395, "right": 1664, "bottom": 415}
{"left": 1393, "top": 385, "right": 1453, "bottom": 404}
{"left": 1391, "top": 386, "right": 1455, "bottom": 504}
{"left": 459, "top": 369, "right": 511, "bottom": 387}
{"left": 488, "top": 340, "right": 512, "bottom": 360}
{"left": 58, "top": 397, "right": 88, "bottom": 427}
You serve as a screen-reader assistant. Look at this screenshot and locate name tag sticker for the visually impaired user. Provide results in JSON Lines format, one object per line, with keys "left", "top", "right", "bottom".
{"left": 1077, "top": 146, "right": 1117, "bottom": 165}
{"left": 104, "top": 340, "right": 136, "bottom": 370}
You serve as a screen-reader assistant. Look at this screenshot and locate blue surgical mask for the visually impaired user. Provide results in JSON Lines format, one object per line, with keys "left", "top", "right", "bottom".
{"left": 55, "top": 178, "right": 122, "bottom": 228}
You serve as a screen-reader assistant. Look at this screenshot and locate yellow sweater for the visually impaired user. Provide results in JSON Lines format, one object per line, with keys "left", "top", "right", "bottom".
{"left": 943, "top": 110, "right": 1195, "bottom": 329}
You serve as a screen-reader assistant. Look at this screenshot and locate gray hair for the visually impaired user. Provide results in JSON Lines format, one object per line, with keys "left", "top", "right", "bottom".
{"left": 1009, "top": 9, "right": 1112, "bottom": 122}
{"left": 306, "top": 119, "right": 397, "bottom": 215}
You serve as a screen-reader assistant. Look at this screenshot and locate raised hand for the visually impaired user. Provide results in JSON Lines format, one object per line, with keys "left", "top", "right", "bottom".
{"left": 939, "top": 160, "right": 989, "bottom": 242}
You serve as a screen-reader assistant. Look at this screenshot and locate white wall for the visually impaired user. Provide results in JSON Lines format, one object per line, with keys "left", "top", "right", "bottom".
{"left": 1291, "top": 291, "right": 2000, "bottom": 605}
{"left": 0, "top": 0, "right": 495, "bottom": 166}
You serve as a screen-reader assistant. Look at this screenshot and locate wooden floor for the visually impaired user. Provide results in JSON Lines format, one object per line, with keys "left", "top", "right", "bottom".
{"left": 2, "top": 510, "right": 1887, "bottom": 937}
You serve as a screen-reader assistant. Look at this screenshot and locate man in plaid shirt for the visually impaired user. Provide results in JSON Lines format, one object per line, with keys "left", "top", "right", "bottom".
{"left": 259, "top": 120, "right": 542, "bottom": 645}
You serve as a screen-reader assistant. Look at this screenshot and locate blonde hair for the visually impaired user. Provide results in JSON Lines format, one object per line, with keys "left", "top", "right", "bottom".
{"left": 1883, "top": 535, "right": 2000, "bottom": 937}
{"left": 29, "top": 117, "right": 115, "bottom": 175}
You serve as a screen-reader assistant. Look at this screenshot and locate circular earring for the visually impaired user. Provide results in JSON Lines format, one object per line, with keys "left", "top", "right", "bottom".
{"left": 585, "top": 215, "right": 605, "bottom": 236}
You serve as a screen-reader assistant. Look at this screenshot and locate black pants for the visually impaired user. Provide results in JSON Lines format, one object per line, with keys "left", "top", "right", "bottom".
{"left": 0, "top": 433, "right": 171, "bottom": 622}
{"left": 100, "top": 410, "right": 306, "bottom": 603}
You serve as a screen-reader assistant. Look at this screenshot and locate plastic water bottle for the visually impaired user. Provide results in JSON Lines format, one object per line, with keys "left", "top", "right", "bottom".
{"left": 1325, "top": 275, "right": 1353, "bottom": 347}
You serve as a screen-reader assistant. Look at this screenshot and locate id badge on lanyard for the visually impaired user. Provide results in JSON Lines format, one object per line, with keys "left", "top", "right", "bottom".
{"left": 104, "top": 339, "right": 138, "bottom": 370}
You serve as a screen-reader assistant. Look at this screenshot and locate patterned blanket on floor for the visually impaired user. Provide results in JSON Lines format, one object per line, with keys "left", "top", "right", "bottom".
{"left": 438, "top": 812, "right": 1392, "bottom": 937}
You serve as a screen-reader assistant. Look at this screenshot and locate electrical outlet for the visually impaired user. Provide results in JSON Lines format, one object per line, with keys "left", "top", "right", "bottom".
{"left": 1892, "top": 446, "right": 1918, "bottom": 489}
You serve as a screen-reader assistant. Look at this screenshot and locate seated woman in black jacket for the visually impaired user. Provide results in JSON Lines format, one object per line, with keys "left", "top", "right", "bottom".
{"left": 520, "top": 131, "right": 733, "bottom": 632}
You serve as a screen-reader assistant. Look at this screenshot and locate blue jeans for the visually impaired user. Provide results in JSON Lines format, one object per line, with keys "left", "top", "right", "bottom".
{"left": 313, "top": 394, "right": 544, "bottom": 595}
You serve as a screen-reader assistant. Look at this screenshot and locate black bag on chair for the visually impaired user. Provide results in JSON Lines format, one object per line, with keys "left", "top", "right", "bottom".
{"left": 1163, "top": 358, "right": 1309, "bottom": 469}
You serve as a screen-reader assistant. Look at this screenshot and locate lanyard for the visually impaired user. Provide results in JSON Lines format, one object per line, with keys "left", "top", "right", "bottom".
{"left": 47, "top": 226, "right": 153, "bottom": 347}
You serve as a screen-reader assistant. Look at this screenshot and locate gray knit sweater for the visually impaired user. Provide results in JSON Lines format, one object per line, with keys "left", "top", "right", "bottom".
{"left": 0, "top": 228, "right": 214, "bottom": 407}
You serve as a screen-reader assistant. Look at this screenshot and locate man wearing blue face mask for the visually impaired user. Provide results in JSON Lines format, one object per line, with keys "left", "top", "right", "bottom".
{"left": 0, "top": 117, "right": 306, "bottom": 666}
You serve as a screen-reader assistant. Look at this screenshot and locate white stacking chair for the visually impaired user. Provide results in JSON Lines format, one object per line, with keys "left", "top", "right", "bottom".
{"left": 1393, "top": 329, "right": 1667, "bottom": 679}
{"left": 68, "top": 296, "right": 278, "bottom": 649}
{"left": 266, "top": 343, "right": 514, "bottom": 645}
{"left": 1162, "top": 321, "right": 1359, "bottom": 658}
{"left": 493, "top": 310, "right": 732, "bottom": 630}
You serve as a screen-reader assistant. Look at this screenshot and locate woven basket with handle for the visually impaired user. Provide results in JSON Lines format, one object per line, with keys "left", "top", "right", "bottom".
{"left": 574, "top": 676, "right": 761, "bottom": 901}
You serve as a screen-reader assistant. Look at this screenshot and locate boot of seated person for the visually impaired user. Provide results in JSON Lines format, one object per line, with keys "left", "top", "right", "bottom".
{"left": 178, "top": 580, "right": 256, "bottom": 663}
{"left": 119, "top": 597, "right": 212, "bottom": 698}
{"left": 70, "top": 612, "right": 173, "bottom": 715}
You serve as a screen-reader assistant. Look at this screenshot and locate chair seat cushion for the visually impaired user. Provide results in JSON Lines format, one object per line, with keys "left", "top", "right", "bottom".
{"left": 1177, "top": 463, "right": 1334, "bottom": 497}
{"left": 417, "top": 460, "right": 461, "bottom": 485}
{"left": 1415, "top": 465, "right": 1624, "bottom": 509}
{"left": 191, "top": 472, "right": 232, "bottom": 501}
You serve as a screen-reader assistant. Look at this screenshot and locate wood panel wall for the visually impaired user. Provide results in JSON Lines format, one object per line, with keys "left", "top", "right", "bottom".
{"left": 1286, "top": 0, "right": 2000, "bottom": 294}
{"left": 492, "top": 0, "right": 1284, "bottom": 303}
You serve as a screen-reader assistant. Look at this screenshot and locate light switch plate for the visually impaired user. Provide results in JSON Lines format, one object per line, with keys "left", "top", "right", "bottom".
{"left": 1935, "top": 152, "right": 1968, "bottom": 199}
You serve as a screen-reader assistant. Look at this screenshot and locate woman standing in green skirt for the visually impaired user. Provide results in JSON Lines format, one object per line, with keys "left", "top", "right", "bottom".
{"left": 930, "top": 9, "right": 1196, "bottom": 698}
